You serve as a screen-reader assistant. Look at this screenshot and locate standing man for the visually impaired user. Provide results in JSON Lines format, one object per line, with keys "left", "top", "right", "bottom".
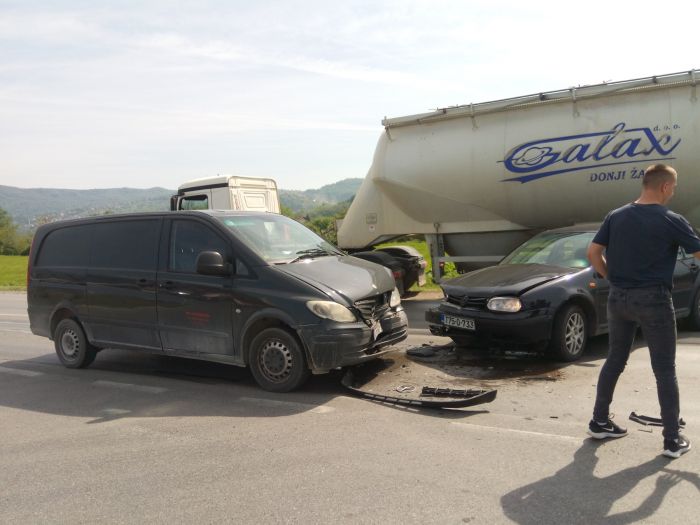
{"left": 587, "top": 164, "right": 700, "bottom": 458}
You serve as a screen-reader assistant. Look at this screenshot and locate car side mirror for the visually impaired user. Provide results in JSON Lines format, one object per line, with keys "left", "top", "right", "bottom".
{"left": 196, "top": 251, "right": 232, "bottom": 276}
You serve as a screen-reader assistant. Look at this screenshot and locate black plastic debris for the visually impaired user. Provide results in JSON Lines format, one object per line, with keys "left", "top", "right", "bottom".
{"left": 629, "top": 411, "right": 686, "bottom": 428}
{"left": 341, "top": 368, "right": 497, "bottom": 409}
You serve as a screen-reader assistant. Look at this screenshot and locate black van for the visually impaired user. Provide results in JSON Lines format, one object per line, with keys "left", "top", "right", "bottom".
{"left": 27, "top": 211, "right": 408, "bottom": 392}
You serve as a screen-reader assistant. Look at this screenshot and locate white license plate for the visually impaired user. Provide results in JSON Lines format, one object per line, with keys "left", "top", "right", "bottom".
{"left": 372, "top": 322, "right": 383, "bottom": 340}
{"left": 441, "top": 314, "right": 475, "bottom": 330}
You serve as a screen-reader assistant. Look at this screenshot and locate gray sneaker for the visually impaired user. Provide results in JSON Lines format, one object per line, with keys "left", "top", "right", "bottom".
{"left": 663, "top": 435, "right": 691, "bottom": 459}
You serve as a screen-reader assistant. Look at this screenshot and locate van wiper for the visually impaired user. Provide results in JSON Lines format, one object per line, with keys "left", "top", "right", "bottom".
{"left": 288, "top": 248, "right": 337, "bottom": 264}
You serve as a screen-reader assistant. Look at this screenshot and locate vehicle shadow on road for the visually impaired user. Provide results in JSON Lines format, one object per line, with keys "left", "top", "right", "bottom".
{"left": 0, "top": 349, "right": 348, "bottom": 423}
{"left": 0, "top": 348, "right": 487, "bottom": 424}
{"left": 500, "top": 439, "right": 700, "bottom": 524}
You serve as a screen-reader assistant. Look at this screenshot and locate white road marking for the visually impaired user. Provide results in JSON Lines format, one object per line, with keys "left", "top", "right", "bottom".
{"left": 0, "top": 366, "right": 44, "bottom": 377}
{"left": 451, "top": 421, "right": 582, "bottom": 442}
{"left": 92, "top": 380, "right": 168, "bottom": 394}
{"left": 239, "top": 396, "right": 334, "bottom": 414}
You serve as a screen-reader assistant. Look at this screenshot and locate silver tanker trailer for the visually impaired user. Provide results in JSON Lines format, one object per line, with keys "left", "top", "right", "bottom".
{"left": 337, "top": 70, "right": 700, "bottom": 280}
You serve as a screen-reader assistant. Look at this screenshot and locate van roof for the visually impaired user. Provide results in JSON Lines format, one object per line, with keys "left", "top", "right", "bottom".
{"left": 35, "top": 210, "right": 282, "bottom": 230}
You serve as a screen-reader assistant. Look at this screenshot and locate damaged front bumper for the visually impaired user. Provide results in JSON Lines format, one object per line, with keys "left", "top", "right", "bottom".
{"left": 298, "top": 309, "right": 408, "bottom": 372}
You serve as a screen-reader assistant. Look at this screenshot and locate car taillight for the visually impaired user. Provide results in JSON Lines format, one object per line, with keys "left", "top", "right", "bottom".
{"left": 392, "top": 270, "right": 403, "bottom": 279}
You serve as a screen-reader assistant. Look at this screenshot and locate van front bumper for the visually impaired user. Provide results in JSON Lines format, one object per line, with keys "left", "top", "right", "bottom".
{"left": 298, "top": 309, "right": 408, "bottom": 372}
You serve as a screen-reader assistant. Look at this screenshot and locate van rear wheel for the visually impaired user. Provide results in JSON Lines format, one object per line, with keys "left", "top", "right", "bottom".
{"left": 249, "top": 328, "right": 310, "bottom": 392}
{"left": 54, "top": 319, "right": 97, "bottom": 369}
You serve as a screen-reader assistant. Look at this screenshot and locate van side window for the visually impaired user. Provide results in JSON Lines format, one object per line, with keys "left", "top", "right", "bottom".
{"left": 180, "top": 195, "right": 209, "bottom": 210}
{"left": 36, "top": 225, "right": 91, "bottom": 267}
{"left": 92, "top": 220, "right": 160, "bottom": 270}
{"left": 170, "top": 220, "right": 229, "bottom": 273}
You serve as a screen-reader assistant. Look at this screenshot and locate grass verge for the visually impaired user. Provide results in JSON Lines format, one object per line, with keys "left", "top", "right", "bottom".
{"left": 0, "top": 255, "right": 28, "bottom": 290}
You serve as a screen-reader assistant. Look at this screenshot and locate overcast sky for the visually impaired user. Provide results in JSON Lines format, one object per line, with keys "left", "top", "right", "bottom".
{"left": 2, "top": 0, "right": 699, "bottom": 190}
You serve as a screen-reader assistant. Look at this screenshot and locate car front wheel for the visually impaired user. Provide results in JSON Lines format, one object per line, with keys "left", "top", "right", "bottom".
{"left": 549, "top": 305, "right": 587, "bottom": 361}
{"left": 249, "top": 328, "right": 310, "bottom": 392}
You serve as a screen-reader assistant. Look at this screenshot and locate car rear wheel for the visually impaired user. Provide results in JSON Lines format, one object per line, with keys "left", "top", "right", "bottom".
{"left": 687, "top": 288, "right": 700, "bottom": 330}
{"left": 249, "top": 328, "right": 310, "bottom": 392}
{"left": 53, "top": 318, "right": 97, "bottom": 369}
{"left": 549, "top": 305, "right": 587, "bottom": 361}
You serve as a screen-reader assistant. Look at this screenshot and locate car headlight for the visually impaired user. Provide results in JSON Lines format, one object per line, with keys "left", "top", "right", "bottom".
{"left": 306, "top": 301, "right": 357, "bottom": 322}
{"left": 389, "top": 288, "right": 401, "bottom": 308}
{"left": 487, "top": 296, "right": 522, "bottom": 312}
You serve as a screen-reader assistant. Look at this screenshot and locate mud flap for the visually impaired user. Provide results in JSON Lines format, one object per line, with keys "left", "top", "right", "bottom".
{"left": 341, "top": 367, "right": 497, "bottom": 409}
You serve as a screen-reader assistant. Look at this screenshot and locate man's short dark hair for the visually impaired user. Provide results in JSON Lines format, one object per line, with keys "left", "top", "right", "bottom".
{"left": 642, "top": 164, "right": 677, "bottom": 189}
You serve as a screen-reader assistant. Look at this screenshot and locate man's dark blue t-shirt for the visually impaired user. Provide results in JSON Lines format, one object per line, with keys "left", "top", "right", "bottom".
{"left": 593, "top": 203, "right": 700, "bottom": 290}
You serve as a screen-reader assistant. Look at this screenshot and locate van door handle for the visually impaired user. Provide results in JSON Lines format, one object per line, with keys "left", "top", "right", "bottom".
{"left": 159, "top": 281, "right": 175, "bottom": 290}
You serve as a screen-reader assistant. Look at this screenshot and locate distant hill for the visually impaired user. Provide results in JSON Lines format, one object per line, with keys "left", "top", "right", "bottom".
{"left": 280, "top": 178, "right": 361, "bottom": 212}
{"left": 0, "top": 178, "right": 363, "bottom": 231}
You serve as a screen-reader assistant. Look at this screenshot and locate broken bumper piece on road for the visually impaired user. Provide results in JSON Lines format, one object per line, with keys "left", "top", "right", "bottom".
{"left": 341, "top": 367, "right": 497, "bottom": 409}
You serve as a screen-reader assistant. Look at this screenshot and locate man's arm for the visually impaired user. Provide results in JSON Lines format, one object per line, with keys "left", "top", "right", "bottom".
{"left": 587, "top": 242, "right": 607, "bottom": 278}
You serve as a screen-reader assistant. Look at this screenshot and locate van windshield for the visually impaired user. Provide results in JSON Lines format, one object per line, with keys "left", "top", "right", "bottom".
{"left": 216, "top": 214, "right": 342, "bottom": 264}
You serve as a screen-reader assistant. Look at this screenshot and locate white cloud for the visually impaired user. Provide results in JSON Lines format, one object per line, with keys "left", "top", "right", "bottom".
{"left": 1, "top": 0, "right": 699, "bottom": 189}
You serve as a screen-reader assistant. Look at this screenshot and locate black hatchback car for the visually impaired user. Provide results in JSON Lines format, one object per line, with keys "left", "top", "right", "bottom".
{"left": 426, "top": 224, "right": 700, "bottom": 361}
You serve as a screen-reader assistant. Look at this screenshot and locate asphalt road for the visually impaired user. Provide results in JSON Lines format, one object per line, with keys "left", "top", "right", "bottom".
{"left": 1, "top": 292, "right": 699, "bottom": 524}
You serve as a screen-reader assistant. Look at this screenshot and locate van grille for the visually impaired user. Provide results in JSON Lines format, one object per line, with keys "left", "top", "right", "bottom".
{"left": 354, "top": 294, "right": 390, "bottom": 322}
{"left": 446, "top": 294, "right": 488, "bottom": 309}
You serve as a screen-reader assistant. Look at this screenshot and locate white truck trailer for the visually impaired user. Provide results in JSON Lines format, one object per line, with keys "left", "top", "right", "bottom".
{"left": 337, "top": 70, "right": 700, "bottom": 280}
{"left": 170, "top": 176, "right": 280, "bottom": 213}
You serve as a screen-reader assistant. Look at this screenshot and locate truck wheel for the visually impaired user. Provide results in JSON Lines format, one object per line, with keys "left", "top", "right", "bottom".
{"left": 687, "top": 288, "right": 700, "bottom": 330}
{"left": 549, "top": 305, "right": 587, "bottom": 361}
{"left": 54, "top": 319, "right": 97, "bottom": 369}
{"left": 249, "top": 328, "right": 310, "bottom": 392}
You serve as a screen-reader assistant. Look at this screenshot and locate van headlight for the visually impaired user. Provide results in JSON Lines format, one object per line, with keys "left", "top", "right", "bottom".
{"left": 389, "top": 288, "right": 401, "bottom": 308}
{"left": 306, "top": 301, "right": 357, "bottom": 322}
{"left": 487, "top": 296, "right": 522, "bottom": 312}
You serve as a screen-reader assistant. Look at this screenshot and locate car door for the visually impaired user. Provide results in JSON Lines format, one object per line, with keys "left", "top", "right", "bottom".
{"left": 672, "top": 248, "right": 699, "bottom": 317}
{"left": 157, "top": 217, "right": 237, "bottom": 358}
{"left": 87, "top": 218, "right": 161, "bottom": 350}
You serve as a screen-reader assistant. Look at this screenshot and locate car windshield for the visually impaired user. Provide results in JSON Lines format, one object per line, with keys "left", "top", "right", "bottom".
{"left": 215, "top": 214, "right": 342, "bottom": 264}
{"left": 500, "top": 231, "right": 596, "bottom": 269}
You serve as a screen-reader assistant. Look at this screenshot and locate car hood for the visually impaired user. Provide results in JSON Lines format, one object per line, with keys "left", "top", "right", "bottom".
{"left": 276, "top": 255, "right": 395, "bottom": 304}
{"left": 442, "top": 263, "right": 578, "bottom": 297}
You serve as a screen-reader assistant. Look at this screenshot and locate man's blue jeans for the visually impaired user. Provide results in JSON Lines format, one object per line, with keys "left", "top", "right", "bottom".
{"left": 592, "top": 285, "right": 681, "bottom": 440}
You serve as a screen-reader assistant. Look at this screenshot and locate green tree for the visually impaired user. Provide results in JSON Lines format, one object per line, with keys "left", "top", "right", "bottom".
{"left": 0, "top": 208, "right": 31, "bottom": 255}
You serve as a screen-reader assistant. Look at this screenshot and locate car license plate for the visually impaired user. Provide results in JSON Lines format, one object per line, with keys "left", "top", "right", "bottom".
{"left": 373, "top": 322, "right": 383, "bottom": 340}
{"left": 441, "top": 314, "right": 475, "bottom": 330}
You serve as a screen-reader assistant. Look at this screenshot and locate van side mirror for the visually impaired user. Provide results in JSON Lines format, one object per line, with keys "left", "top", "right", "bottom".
{"left": 196, "top": 251, "right": 232, "bottom": 276}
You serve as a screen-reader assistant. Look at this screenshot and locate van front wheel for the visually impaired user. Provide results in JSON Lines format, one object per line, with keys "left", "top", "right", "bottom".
{"left": 249, "top": 328, "right": 310, "bottom": 392}
{"left": 54, "top": 319, "right": 97, "bottom": 369}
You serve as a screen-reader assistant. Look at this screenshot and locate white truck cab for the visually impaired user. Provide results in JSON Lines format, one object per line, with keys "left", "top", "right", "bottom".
{"left": 171, "top": 176, "right": 280, "bottom": 213}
